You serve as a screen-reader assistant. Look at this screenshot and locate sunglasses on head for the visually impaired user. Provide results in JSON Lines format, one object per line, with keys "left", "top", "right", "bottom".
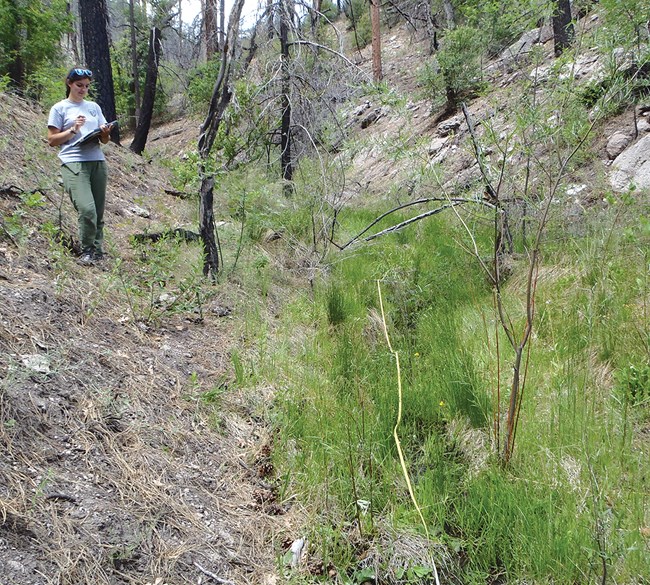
{"left": 70, "top": 68, "right": 93, "bottom": 79}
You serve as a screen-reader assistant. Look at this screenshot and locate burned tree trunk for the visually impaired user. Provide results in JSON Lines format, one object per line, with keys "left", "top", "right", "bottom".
{"left": 130, "top": 24, "right": 165, "bottom": 154}
{"left": 370, "top": 0, "right": 382, "bottom": 81}
{"left": 197, "top": 0, "right": 248, "bottom": 278}
{"left": 553, "top": 0, "right": 574, "bottom": 57}
{"left": 79, "top": 0, "right": 120, "bottom": 144}
{"left": 280, "top": 0, "right": 294, "bottom": 195}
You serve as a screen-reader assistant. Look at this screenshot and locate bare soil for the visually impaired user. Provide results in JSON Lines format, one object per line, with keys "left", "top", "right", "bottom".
{"left": 0, "top": 94, "right": 288, "bottom": 585}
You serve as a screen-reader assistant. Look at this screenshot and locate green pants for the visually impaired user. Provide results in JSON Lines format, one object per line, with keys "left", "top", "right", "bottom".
{"left": 61, "top": 161, "right": 108, "bottom": 253}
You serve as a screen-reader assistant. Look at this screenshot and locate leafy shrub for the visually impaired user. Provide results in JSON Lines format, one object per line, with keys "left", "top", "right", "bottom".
{"left": 187, "top": 58, "right": 221, "bottom": 113}
{"left": 420, "top": 26, "right": 486, "bottom": 111}
{"left": 345, "top": 0, "right": 372, "bottom": 48}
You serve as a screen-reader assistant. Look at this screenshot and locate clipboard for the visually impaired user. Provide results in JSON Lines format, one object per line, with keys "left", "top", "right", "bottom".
{"left": 77, "top": 128, "right": 103, "bottom": 147}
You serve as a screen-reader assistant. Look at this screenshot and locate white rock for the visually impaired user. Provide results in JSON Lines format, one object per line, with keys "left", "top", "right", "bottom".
{"left": 609, "top": 134, "right": 650, "bottom": 191}
{"left": 637, "top": 119, "right": 650, "bottom": 133}
{"left": 128, "top": 205, "right": 150, "bottom": 218}
{"left": 427, "top": 137, "right": 448, "bottom": 157}
{"left": 566, "top": 184, "right": 587, "bottom": 196}
{"left": 20, "top": 354, "right": 50, "bottom": 374}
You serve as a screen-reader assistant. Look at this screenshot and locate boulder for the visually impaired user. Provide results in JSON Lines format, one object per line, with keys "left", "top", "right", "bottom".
{"left": 437, "top": 117, "right": 462, "bottom": 136}
{"left": 609, "top": 134, "right": 650, "bottom": 191}
{"left": 606, "top": 132, "right": 632, "bottom": 160}
{"left": 428, "top": 137, "right": 448, "bottom": 157}
{"left": 637, "top": 118, "right": 650, "bottom": 134}
{"left": 499, "top": 26, "right": 553, "bottom": 63}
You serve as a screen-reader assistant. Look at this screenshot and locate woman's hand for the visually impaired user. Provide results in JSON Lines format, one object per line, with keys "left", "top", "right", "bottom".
{"left": 72, "top": 115, "right": 86, "bottom": 133}
{"left": 99, "top": 122, "right": 114, "bottom": 144}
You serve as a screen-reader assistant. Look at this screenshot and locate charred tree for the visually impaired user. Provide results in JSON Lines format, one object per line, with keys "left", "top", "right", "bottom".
{"left": 553, "top": 0, "right": 574, "bottom": 56}
{"left": 130, "top": 23, "right": 166, "bottom": 154}
{"left": 280, "top": 0, "right": 294, "bottom": 194}
{"left": 370, "top": 0, "right": 382, "bottom": 81}
{"left": 129, "top": 0, "right": 141, "bottom": 128}
{"left": 197, "top": 0, "right": 249, "bottom": 278}
{"left": 79, "top": 0, "right": 120, "bottom": 144}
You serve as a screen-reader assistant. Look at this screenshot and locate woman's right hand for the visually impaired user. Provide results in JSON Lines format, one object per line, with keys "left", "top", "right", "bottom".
{"left": 72, "top": 115, "right": 86, "bottom": 133}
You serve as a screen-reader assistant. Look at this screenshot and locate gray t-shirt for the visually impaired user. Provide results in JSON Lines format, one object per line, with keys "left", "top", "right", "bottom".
{"left": 48, "top": 98, "right": 107, "bottom": 164}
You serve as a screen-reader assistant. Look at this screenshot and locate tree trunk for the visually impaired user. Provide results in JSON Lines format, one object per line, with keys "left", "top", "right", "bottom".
{"left": 553, "top": 0, "right": 574, "bottom": 57}
{"left": 79, "top": 0, "right": 120, "bottom": 144}
{"left": 219, "top": 0, "right": 225, "bottom": 50}
{"left": 280, "top": 0, "right": 293, "bottom": 194}
{"left": 197, "top": 0, "right": 248, "bottom": 278}
{"left": 129, "top": 0, "right": 141, "bottom": 129}
{"left": 5, "top": 0, "right": 25, "bottom": 89}
{"left": 311, "top": 0, "right": 322, "bottom": 36}
{"left": 442, "top": 0, "right": 455, "bottom": 29}
{"left": 205, "top": 0, "right": 219, "bottom": 59}
{"left": 66, "top": 2, "right": 81, "bottom": 67}
{"left": 130, "top": 25, "right": 164, "bottom": 154}
{"left": 370, "top": 0, "right": 382, "bottom": 82}
{"left": 267, "top": 0, "right": 274, "bottom": 40}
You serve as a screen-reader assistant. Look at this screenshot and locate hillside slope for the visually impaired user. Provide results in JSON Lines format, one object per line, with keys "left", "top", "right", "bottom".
{"left": 0, "top": 94, "right": 285, "bottom": 585}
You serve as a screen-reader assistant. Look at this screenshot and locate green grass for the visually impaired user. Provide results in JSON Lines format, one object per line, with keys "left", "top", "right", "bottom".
{"left": 259, "top": 195, "right": 650, "bottom": 582}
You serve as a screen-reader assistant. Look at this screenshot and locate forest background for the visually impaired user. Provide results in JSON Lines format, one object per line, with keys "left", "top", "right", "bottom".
{"left": 1, "top": 0, "right": 650, "bottom": 584}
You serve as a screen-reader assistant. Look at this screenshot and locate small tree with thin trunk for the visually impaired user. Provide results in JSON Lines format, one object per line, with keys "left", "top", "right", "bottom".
{"left": 197, "top": 0, "right": 248, "bottom": 278}
{"left": 370, "top": 0, "right": 382, "bottom": 81}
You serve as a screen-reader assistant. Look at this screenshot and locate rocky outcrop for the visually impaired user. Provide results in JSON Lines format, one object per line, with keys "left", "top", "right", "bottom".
{"left": 609, "top": 134, "right": 650, "bottom": 191}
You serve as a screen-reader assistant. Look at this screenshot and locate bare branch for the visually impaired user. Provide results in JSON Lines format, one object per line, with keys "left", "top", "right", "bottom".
{"left": 336, "top": 197, "right": 496, "bottom": 250}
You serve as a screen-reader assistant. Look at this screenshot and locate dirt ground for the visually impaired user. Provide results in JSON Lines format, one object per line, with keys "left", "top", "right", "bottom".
{"left": 0, "top": 94, "right": 291, "bottom": 585}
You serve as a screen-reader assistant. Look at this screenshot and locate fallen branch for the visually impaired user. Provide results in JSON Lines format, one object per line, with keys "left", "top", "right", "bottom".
{"left": 193, "top": 562, "right": 235, "bottom": 585}
{"left": 131, "top": 228, "right": 200, "bottom": 244}
{"left": 164, "top": 188, "right": 191, "bottom": 199}
{"left": 335, "top": 197, "right": 496, "bottom": 250}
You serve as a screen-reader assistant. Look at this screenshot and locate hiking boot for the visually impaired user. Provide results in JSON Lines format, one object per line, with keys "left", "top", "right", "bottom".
{"left": 78, "top": 249, "right": 95, "bottom": 265}
{"left": 93, "top": 249, "right": 104, "bottom": 261}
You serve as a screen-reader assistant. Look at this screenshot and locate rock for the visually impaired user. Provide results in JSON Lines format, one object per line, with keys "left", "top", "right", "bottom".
{"left": 20, "top": 354, "right": 51, "bottom": 374}
{"left": 210, "top": 304, "right": 232, "bottom": 317}
{"left": 127, "top": 205, "right": 150, "bottom": 218}
{"left": 289, "top": 537, "right": 306, "bottom": 568}
{"left": 636, "top": 118, "right": 650, "bottom": 133}
{"left": 609, "top": 134, "right": 650, "bottom": 191}
{"left": 437, "top": 118, "right": 462, "bottom": 137}
{"left": 360, "top": 108, "right": 384, "bottom": 129}
{"left": 351, "top": 101, "right": 371, "bottom": 117}
{"left": 559, "top": 52, "right": 601, "bottom": 81}
{"left": 427, "top": 137, "right": 448, "bottom": 157}
{"left": 499, "top": 26, "right": 553, "bottom": 63}
{"left": 157, "top": 292, "right": 177, "bottom": 305}
{"left": 566, "top": 184, "right": 587, "bottom": 196}
{"left": 606, "top": 132, "right": 632, "bottom": 160}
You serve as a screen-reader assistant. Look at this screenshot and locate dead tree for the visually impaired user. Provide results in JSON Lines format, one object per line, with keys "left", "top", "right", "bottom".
{"left": 553, "top": 0, "right": 574, "bottom": 56}
{"left": 370, "top": 0, "right": 382, "bottom": 81}
{"left": 79, "top": 0, "right": 120, "bottom": 144}
{"left": 197, "top": 0, "right": 248, "bottom": 278}
{"left": 280, "top": 0, "right": 294, "bottom": 195}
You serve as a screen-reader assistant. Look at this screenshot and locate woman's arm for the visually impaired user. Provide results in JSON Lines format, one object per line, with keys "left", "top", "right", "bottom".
{"left": 47, "top": 115, "right": 86, "bottom": 147}
{"left": 47, "top": 126, "right": 77, "bottom": 147}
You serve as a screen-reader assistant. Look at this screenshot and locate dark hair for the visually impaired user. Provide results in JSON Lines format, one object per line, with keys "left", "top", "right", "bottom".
{"left": 65, "top": 67, "right": 93, "bottom": 97}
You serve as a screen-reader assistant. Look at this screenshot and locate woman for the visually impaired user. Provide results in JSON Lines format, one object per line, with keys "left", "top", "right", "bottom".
{"left": 47, "top": 67, "right": 114, "bottom": 265}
